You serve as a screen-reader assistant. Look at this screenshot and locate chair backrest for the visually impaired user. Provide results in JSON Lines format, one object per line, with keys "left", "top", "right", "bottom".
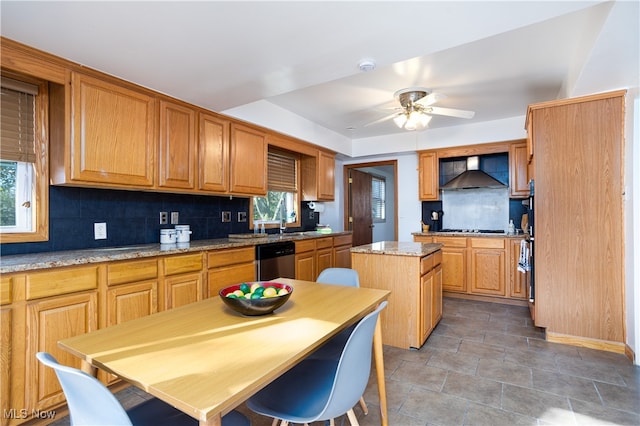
{"left": 316, "top": 268, "right": 360, "bottom": 287}
{"left": 36, "top": 352, "right": 133, "bottom": 426}
{"left": 318, "top": 301, "right": 387, "bottom": 420}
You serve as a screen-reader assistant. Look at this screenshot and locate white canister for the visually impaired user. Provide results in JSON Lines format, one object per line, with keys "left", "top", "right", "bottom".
{"left": 160, "top": 229, "right": 177, "bottom": 244}
{"left": 175, "top": 225, "right": 192, "bottom": 243}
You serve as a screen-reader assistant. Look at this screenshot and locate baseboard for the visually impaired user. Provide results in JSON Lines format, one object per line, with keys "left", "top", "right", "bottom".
{"left": 443, "top": 291, "right": 528, "bottom": 307}
{"left": 546, "top": 331, "right": 633, "bottom": 362}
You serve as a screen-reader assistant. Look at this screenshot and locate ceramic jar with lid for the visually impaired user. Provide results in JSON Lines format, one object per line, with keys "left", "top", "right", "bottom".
{"left": 175, "top": 225, "right": 192, "bottom": 243}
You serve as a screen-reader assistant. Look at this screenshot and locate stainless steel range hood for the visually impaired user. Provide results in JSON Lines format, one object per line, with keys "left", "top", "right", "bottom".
{"left": 440, "top": 156, "right": 507, "bottom": 190}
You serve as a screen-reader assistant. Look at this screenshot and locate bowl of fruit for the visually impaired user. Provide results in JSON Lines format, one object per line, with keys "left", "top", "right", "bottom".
{"left": 219, "top": 282, "right": 293, "bottom": 316}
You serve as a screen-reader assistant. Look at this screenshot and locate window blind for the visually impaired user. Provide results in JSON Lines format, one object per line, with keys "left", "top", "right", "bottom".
{"left": 1, "top": 78, "right": 38, "bottom": 163}
{"left": 268, "top": 149, "right": 297, "bottom": 192}
{"left": 372, "top": 175, "right": 386, "bottom": 221}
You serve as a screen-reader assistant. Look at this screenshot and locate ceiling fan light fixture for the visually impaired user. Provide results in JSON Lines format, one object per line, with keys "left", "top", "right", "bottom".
{"left": 393, "top": 114, "right": 407, "bottom": 128}
{"left": 418, "top": 113, "right": 432, "bottom": 128}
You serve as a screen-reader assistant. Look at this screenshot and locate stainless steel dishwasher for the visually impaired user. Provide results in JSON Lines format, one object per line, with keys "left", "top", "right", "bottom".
{"left": 255, "top": 241, "right": 296, "bottom": 281}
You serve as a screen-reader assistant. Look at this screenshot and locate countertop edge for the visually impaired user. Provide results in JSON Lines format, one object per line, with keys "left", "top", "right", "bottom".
{"left": 0, "top": 231, "right": 352, "bottom": 273}
{"left": 351, "top": 241, "right": 443, "bottom": 257}
{"left": 413, "top": 232, "right": 527, "bottom": 239}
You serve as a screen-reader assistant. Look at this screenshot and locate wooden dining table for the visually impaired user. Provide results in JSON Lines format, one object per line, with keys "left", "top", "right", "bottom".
{"left": 58, "top": 278, "right": 390, "bottom": 426}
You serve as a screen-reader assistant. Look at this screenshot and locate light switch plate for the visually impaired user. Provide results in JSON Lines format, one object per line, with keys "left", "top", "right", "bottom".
{"left": 237, "top": 212, "right": 247, "bottom": 222}
{"left": 222, "top": 211, "right": 231, "bottom": 222}
{"left": 94, "top": 222, "right": 107, "bottom": 240}
{"left": 170, "top": 211, "right": 179, "bottom": 224}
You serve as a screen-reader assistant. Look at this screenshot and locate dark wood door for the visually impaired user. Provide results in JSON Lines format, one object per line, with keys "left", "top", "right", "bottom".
{"left": 350, "top": 169, "right": 372, "bottom": 247}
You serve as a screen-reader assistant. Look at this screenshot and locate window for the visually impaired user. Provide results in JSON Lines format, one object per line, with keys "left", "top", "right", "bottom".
{"left": 252, "top": 149, "right": 300, "bottom": 228}
{"left": 0, "top": 75, "right": 48, "bottom": 242}
{"left": 372, "top": 175, "right": 386, "bottom": 222}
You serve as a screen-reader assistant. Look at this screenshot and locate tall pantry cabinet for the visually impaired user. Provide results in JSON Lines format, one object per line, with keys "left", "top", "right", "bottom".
{"left": 526, "top": 90, "right": 626, "bottom": 354}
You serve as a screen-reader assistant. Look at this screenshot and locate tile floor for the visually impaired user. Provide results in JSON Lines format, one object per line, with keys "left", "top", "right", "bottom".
{"left": 50, "top": 297, "right": 639, "bottom": 425}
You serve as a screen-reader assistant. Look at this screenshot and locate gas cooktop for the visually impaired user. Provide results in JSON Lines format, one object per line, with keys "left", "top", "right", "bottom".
{"left": 439, "top": 229, "right": 505, "bottom": 234}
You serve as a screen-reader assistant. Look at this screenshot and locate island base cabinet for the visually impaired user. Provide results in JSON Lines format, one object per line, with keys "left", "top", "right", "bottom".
{"left": 420, "top": 271, "right": 434, "bottom": 344}
{"left": 352, "top": 249, "right": 442, "bottom": 349}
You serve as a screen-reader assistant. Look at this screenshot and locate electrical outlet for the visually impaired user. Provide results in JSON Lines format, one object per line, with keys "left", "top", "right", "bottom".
{"left": 170, "top": 211, "right": 179, "bottom": 224}
{"left": 237, "top": 212, "right": 247, "bottom": 222}
{"left": 222, "top": 211, "right": 231, "bottom": 222}
{"left": 94, "top": 222, "right": 107, "bottom": 240}
{"left": 160, "top": 212, "right": 168, "bottom": 224}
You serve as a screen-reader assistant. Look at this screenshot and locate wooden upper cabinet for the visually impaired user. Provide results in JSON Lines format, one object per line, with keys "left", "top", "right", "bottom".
{"left": 302, "top": 150, "right": 335, "bottom": 201}
{"left": 525, "top": 110, "right": 534, "bottom": 161}
{"left": 317, "top": 151, "right": 335, "bottom": 200}
{"left": 418, "top": 151, "right": 439, "bottom": 200}
{"left": 60, "top": 72, "right": 156, "bottom": 187}
{"left": 509, "top": 140, "right": 530, "bottom": 198}
{"left": 199, "top": 112, "right": 230, "bottom": 192}
{"left": 158, "top": 99, "right": 196, "bottom": 190}
{"left": 229, "top": 123, "right": 267, "bottom": 196}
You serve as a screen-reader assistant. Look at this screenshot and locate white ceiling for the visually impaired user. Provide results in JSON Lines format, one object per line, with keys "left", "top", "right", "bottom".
{"left": 1, "top": 1, "right": 638, "bottom": 141}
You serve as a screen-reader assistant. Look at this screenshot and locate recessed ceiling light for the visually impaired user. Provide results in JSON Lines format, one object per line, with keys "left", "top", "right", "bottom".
{"left": 358, "top": 60, "right": 376, "bottom": 72}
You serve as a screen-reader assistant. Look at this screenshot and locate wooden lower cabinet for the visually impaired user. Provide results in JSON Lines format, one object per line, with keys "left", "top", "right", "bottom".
{"left": 315, "top": 237, "right": 333, "bottom": 277}
{"left": 420, "top": 270, "right": 434, "bottom": 344}
{"left": 432, "top": 264, "right": 443, "bottom": 326}
{"left": 26, "top": 292, "right": 98, "bottom": 412}
{"left": 415, "top": 235, "right": 525, "bottom": 302}
{"left": 432, "top": 237, "right": 468, "bottom": 293}
{"left": 106, "top": 259, "right": 159, "bottom": 325}
{"left": 469, "top": 238, "right": 506, "bottom": 296}
{"left": 332, "top": 234, "right": 352, "bottom": 269}
{"left": 162, "top": 253, "right": 204, "bottom": 309}
{"left": 207, "top": 247, "right": 255, "bottom": 296}
{"left": 106, "top": 281, "right": 158, "bottom": 327}
{"left": 164, "top": 273, "right": 202, "bottom": 309}
{"left": 353, "top": 249, "right": 442, "bottom": 349}
{"left": 295, "top": 240, "right": 316, "bottom": 281}
{"left": 509, "top": 238, "right": 527, "bottom": 299}
{"left": 296, "top": 235, "right": 353, "bottom": 280}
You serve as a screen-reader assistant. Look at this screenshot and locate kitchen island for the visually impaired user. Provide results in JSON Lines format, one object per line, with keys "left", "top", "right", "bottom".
{"left": 351, "top": 241, "right": 442, "bottom": 349}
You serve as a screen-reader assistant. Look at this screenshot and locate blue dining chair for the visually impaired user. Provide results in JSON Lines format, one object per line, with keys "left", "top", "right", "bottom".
{"left": 316, "top": 267, "right": 360, "bottom": 288}
{"left": 246, "top": 301, "right": 387, "bottom": 426}
{"left": 314, "top": 267, "right": 368, "bottom": 415}
{"left": 36, "top": 352, "right": 250, "bottom": 426}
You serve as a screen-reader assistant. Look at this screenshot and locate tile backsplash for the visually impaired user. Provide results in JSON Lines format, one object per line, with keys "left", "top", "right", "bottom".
{"left": 1, "top": 186, "right": 318, "bottom": 256}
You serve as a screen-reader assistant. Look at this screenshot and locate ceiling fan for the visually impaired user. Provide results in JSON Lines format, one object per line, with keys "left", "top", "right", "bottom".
{"left": 368, "top": 87, "right": 475, "bottom": 131}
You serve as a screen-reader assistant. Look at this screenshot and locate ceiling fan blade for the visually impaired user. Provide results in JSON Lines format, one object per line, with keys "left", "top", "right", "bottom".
{"left": 364, "top": 112, "right": 399, "bottom": 127}
{"left": 415, "top": 92, "right": 446, "bottom": 107}
{"left": 426, "top": 106, "right": 475, "bottom": 119}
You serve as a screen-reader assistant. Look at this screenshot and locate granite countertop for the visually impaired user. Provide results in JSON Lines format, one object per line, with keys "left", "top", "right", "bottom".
{"left": 413, "top": 231, "right": 527, "bottom": 239}
{"left": 350, "top": 241, "right": 443, "bottom": 257}
{"left": 0, "top": 231, "right": 351, "bottom": 274}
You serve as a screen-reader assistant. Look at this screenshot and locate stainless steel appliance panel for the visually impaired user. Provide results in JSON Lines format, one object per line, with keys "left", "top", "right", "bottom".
{"left": 256, "top": 241, "right": 296, "bottom": 281}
